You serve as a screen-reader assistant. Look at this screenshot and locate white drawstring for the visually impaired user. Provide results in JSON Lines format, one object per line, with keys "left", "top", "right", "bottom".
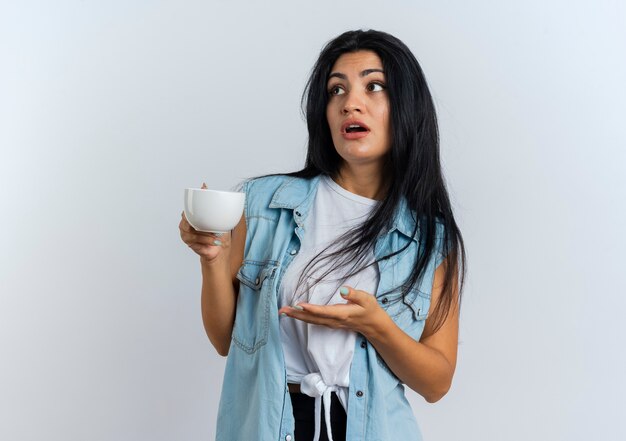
{"left": 300, "top": 373, "right": 337, "bottom": 441}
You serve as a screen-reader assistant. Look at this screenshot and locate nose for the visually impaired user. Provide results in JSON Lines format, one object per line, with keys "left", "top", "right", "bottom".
{"left": 342, "top": 90, "right": 364, "bottom": 114}
{"left": 342, "top": 103, "right": 361, "bottom": 114}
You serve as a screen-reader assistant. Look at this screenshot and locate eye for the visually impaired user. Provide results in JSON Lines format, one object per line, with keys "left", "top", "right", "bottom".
{"left": 328, "top": 85, "right": 345, "bottom": 96}
{"left": 367, "top": 82, "right": 386, "bottom": 92}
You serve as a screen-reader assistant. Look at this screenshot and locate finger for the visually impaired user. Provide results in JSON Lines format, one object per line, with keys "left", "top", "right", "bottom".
{"left": 281, "top": 303, "right": 355, "bottom": 320}
{"left": 338, "top": 285, "right": 371, "bottom": 307}
{"left": 179, "top": 217, "right": 192, "bottom": 232}
{"left": 196, "top": 231, "right": 226, "bottom": 237}
{"left": 188, "top": 241, "right": 220, "bottom": 253}
{"left": 186, "top": 235, "right": 216, "bottom": 246}
{"left": 194, "top": 230, "right": 222, "bottom": 237}
{"left": 180, "top": 222, "right": 204, "bottom": 235}
{"left": 278, "top": 308, "right": 338, "bottom": 327}
{"left": 188, "top": 243, "right": 205, "bottom": 254}
{"left": 181, "top": 211, "right": 192, "bottom": 224}
{"left": 181, "top": 227, "right": 221, "bottom": 243}
{"left": 185, "top": 234, "right": 223, "bottom": 247}
{"left": 180, "top": 219, "right": 218, "bottom": 237}
{"left": 179, "top": 214, "right": 199, "bottom": 233}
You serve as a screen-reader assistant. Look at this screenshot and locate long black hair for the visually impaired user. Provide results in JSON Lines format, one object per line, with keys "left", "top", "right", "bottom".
{"left": 250, "top": 29, "right": 465, "bottom": 333}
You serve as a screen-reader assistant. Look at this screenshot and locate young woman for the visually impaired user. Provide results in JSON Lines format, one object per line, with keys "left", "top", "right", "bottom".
{"left": 180, "top": 29, "right": 466, "bottom": 441}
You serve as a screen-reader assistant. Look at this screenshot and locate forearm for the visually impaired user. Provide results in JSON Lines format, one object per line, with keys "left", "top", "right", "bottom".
{"left": 200, "top": 255, "right": 237, "bottom": 356}
{"left": 363, "top": 313, "right": 456, "bottom": 403}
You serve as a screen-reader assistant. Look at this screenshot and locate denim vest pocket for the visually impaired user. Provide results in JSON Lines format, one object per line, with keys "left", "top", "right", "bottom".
{"left": 379, "top": 288, "right": 430, "bottom": 324}
{"left": 232, "top": 261, "right": 278, "bottom": 354}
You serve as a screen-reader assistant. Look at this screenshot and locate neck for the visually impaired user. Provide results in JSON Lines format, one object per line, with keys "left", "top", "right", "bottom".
{"left": 333, "top": 161, "right": 390, "bottom": 201}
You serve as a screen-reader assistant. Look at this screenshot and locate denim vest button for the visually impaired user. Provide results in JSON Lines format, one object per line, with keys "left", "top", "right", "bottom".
{"left": 381, "top": 297, "right": 389, "bottom": 304}
{"left": 290, "top": 249, "right": 298, "bottom": 255}
{"left": 360, "top": 340, "right": 366, "bottom": 348}
{"left": 255, "top": 277, "right": 260, "bottom": 284}
{"left": 356, "top": 390, "right": 364, "bottom": 397}
{"left": 285, "top": 436, "right": 292, "bottom": 441}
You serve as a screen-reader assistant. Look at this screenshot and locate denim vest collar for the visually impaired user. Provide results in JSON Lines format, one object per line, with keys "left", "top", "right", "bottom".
{"left": 268, "top": 174, "right": 418, "bottom": 241}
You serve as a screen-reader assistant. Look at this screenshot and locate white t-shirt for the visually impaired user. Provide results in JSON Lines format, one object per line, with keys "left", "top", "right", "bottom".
{"left": 278, "top": 175, "right": 380, "bottom": 416}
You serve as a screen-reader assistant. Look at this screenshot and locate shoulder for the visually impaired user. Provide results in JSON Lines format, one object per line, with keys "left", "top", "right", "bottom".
{"left": 414, "top": 213, "right": 446, "bottom": 238}
{"left": 241, "top": 174, "right": 318, "bottom": 217}
{"left": 411, "top": 214, "right": 448, "bottom": 265}
{"left": 242, "top": 174, "right": 293, "bottom": 196}
{"left": 241, "top": 175, "right": 290, "bottom": 216}
{"left": 397, "top": 203, "right": 446, "bottom": 242}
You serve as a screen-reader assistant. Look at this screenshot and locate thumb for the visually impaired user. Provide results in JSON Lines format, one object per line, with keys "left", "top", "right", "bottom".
{"left": 339, "top": 285, "right": 369, "bottom": 306}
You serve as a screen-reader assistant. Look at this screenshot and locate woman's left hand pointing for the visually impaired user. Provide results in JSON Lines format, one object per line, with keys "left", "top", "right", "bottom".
{"left": 277, "top": 286, "right": 391, "bottom": 337}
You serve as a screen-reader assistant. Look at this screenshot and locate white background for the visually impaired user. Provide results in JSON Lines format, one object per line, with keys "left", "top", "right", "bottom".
{"left": 1, "top": 1, "right": 625, "bottom": 440}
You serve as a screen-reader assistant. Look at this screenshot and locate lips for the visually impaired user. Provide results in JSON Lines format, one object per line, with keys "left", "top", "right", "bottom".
{"left": 341, "top": 120, "right": 371, "bottom": 134}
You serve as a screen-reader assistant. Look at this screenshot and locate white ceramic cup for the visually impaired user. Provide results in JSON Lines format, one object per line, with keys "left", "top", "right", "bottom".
{"left": 184, "top": 188, "right": 245, "bottom": 233}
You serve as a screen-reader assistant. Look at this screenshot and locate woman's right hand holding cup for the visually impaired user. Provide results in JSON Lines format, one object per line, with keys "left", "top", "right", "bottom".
{"left": 179, "top": 183, "right": 231, "bottom": 265}
{"left": 179, "top": 213, "right": 230, "bottom": 264}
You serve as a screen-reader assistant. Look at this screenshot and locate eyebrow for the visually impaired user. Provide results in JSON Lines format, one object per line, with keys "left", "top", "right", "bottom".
{"left": 327, "top": 68, "right": 385, "bottom": 81}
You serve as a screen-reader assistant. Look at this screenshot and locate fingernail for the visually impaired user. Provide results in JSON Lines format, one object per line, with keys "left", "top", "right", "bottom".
{"left": 214, "top": 240, "right": 222, "bottom": 246}
{"left": 291, "top": 305, "right": 304, "bottom": 311}
{"left": 280, "top": 312, "right": 287, "bottom": 317}
{"left": 340, "top": 287, "right": 349, "bottom": 296}
{"left": 215, "top": 232, "right": 224, "bottom": 237}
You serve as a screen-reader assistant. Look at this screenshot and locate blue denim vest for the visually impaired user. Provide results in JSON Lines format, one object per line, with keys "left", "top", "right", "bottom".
{"left": 216, "top": 174, "right": 445, "bottom": 441}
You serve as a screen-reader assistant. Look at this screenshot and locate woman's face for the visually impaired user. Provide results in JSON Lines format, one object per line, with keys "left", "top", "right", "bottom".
{"left": 325, "top": 50, "right": 391, "bottom": 169}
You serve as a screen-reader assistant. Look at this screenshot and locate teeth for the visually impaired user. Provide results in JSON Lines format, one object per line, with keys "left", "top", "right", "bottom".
{"left": 345, "top": 123, "right": 368, "bottom": 133}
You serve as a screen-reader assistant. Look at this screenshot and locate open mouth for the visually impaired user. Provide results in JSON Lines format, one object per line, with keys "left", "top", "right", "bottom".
{"left": 345, "top": 125, "right": 368, "bottom": 133}
{"left": 343, "top": 123, "right": 370, "bottom": 133}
